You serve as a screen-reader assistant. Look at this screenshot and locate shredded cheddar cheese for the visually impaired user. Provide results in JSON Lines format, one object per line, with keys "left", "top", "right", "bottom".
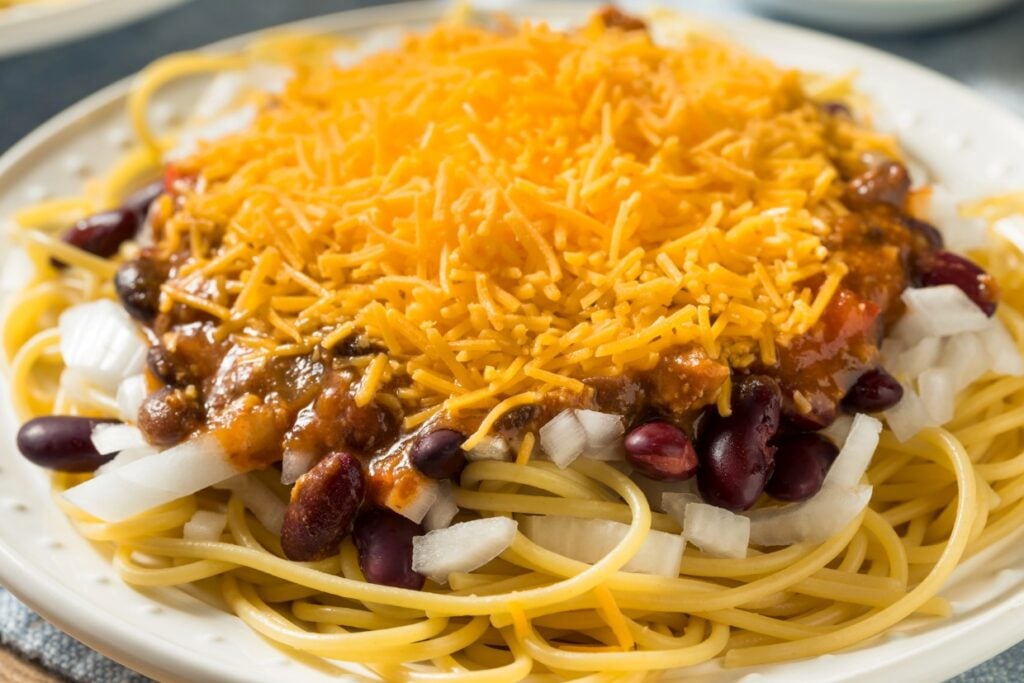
{"left": 158, "top": 16, "right": 895, "bottom": 423}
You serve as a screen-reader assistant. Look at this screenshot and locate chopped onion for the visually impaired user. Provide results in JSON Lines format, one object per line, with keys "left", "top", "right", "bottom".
{"left": 332, "top": 27, "right": 404, "bottom": 68}
{"left": 823, "top": 414, "right": 882, "bottom": 489}
{"left": 883, "top": 382, "right": 934, "bottom": 443}
{"left": 940, "top": 331, "right": 989, "bottom": 391}
{"left": 411, "top": 517, "right": 517, "bottom": 584}
{"left": 386, "top": 478, "right": 438, "bottom": 524}
{"left": 216, "top": 474, "right": 286, "bottom": 536}
{"left": 520, "top": 515, "right": 684, "bottom": 577}
{"left": 632, "top": 474, "right": 698, "bottom": 513}
{"left": 575, "top": 409, "right": 625, "bottom": 460}
{"left": 193, "top": 65, "right": 293, "bottom": 121}
{"left": 115, "top": 374, "right": 148, "bottom": 423}
{"left": 918, "top": 367, "right": 955, "bottom": 425}
{"left": 59, "top": 300, "right": 146, "bottom": 393}
{"left": 166, "top": 106, "right": 257, "bottom": 161}
{"left": 465, "top": 435, "right": 511, "bottom": 462}
{"left": 894, "top": 286, "right": 991, "bottom": 345}
{"left": 879, "top": 336, "right": 905, "bottom": 366}
{"left": 281, "top": 449, "right": 317, "bottom": 485}
{"left": 980, "top": 319, "right": 1024, "bottom": 377}
{"left": 928, "top": 184, "right": 988, "bottom": 252}
{"left": 423, "top": 480, "right": 459, "bottom": 531}
{"left": 890, "top": 336, "right": 941, "bottom": 380}
{"left": 90, "top": 423, "right": 147, "bottom": 455}
{"left": 660, "top": 491, "right": 702, "bottom": 522}
{"left": 748, "top": 485, "right": 872, "bottom": 546}
{"left": 63, "top": 434, "right": 239, "bottom": 522}
{"left": 682, "top": 503, "right": 749, "bottom": 559}
{"left": 820, "top": 414, "right": 854, "bottom": 448}
{"left": 95, "top": 445, "right": 158, "bottom": 474}
{"left": 994, "top": 216, "right": 1024, "bottom": 255}
{"left": 538, "top": 409, "right": 587, "bottom": 468}
{"left": 183, "top": 509, "right": 227, "bottom": 541}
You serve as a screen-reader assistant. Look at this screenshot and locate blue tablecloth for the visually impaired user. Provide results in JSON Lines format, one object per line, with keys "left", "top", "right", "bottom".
{"left": 1, "top": 0, "right": 1023, "bottom": 680}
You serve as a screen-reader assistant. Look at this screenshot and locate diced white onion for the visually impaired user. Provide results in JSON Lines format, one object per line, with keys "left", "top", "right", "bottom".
{"left": 660, "top": 491, "right": 702, "bottom": 521}
{"left": 386, "top": 478, "right": 438, "bottom": 524}
{"left": 918, "top": 367, "right": 955, "bottom": 425}
{"left": 332, "top": 27, "right": 404, "bottom": 68}
{"left": 423, "top": 481, "right": 459, "bottom": 531}
{"left": 883, "top": 382, "right": 934, "bottom": 443}
{"left": 747, "top": 485, "right": 872, "bottom": 546}
{"left": 890, "top": 336, "right": 941, "bottom": 380}
{"left": 411, "top": 517, "right": 517, "bottom": 584}
{"left": 216, "top": 474, "right": 286, "bottom": 536}
{"left": 939, "top": 331, "right": 989, "bottom": 391}
{"left": 465, "top": 435, "right": 511, "bottom": 462}
{"left": 281, "top": 449, "right": 317, "bottom": 485}
{"left": 820, "top": 414, "right": 855, "bottom": 448}
{"left": 928, "top": 185, "right": 988, "bottom": 252}
{"left": 95, "top": 445, "right": 158, "bottom": 474}
{"left": 520, "top": 515, "right": 684, "bottom": 577}
{"left": 115, "top": 374, "right": 148, "bottom": 423}
{"left": 63, "top": 434, "right": 239, "bottom": 522}
{"left": 183, "top": 509, "right": 227, "bottom": 541}
{"left": 823, "top": 414, "right": 882, "bottom": 489}
{"left": 90, "top": 423, "right": 147, "bottom": 455}
{"left": 193, "top": 65, "right": 293, "bottom": 121}
{"left": 165, "top": 106, "right": 257, "bottom": 162}
{"left": 538, "top": 409, "right": 587, "bottom": 469}
{"left": 994, "top": 216, "right": 1024, "bottom": 255}
{"left": 575, "top": 409, "right": 625, "bottom": 461}
{"left": 894, "top": 286, "right": 991, "bottom": 345}
{"left": 59, "top": 300, "right": 146, "bottom": 393}
{"left": 980, "top": 318, "right": 1024, "bottom": 377}
{"left": 631, "top": 474, "right": 698, "bottom": 513}
{"left": 682, "top": 503, "right": 749, "bottom": 559}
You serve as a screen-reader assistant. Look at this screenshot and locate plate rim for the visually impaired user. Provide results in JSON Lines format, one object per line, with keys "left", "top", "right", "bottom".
{"left": 0, "top": 0, "right": 190, "bottom": 59}
{"left": 2, "top": 1, "right": 1024, "bottom": 681}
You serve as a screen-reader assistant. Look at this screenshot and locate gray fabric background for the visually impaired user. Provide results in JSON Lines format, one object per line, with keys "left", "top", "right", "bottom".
{"left": 1, "top": 0, "right": 1022, "bottom": 680}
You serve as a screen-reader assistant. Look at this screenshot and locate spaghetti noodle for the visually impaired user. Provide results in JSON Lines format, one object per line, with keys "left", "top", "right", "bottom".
{"left": 5, "top": 7, "right": 1024, "bottom": 681}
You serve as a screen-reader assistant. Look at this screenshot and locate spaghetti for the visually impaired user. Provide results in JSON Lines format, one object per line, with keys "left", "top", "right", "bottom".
{"left": 5, "top": 7, "right": 1024, "bottom": 681}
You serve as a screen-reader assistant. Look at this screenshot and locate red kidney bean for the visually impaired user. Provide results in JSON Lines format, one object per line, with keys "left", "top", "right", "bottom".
{"left": 16, "top": 416, "right": 119, "bottom": 472}
{"left": 56, "top": 209, "right": 139, "bottom": 267}
{"left": 114, "top": 256, "right": 164, "bottom": 324}
{"left": 137, "top": 386, "right": 203, "bottom": 446}
{"left": 281, "top": 452, "right": 365, "bottom": 562}
{"left": 410, "top": 429, "right": 467, "bottom": 480}
{"left": 765, "top": 433, "right": 838, "bottom": 502}
{"left": 697, "top": 375, "right": 782, "bottom": 511}
{"left": 848, "top": 161, "right": 911, "bottom": 208}
{"left": 919, "top": 250, "right": 998, "bottom": 316}
{"left": 900, "top": 214, "right": 944, "bottom": 251}
{"left": 820, "top": 101, "right": 852, "bottom": 118}
{"left": 842, "top": 368, "right": 904, "bottom": 413}
{"left": 352, "top": 506, "right": 425, "bottom": 590}
{"left": 623, "top": 421, "right": 698, "bottom": 481}
{"left": 121, "top": 180, "right": 165, "bottom": 219}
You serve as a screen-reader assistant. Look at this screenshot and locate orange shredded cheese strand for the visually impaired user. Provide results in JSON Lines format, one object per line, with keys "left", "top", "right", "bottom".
{"left": 516, "top": 432, "right": 536, "bottom": 467}
{"left": 161, "top": 18, "right": 894, "bottom": 421}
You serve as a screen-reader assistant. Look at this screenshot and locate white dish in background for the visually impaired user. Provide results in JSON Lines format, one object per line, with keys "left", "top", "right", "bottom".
{"left": 744, "top": 0, "right": 1020, "bottom": 34}
{"left": 0, "top": 0, "right": 188, "bottom": 58}
{"left": 1, "top": 1, "right": 1024, "bottom": 681}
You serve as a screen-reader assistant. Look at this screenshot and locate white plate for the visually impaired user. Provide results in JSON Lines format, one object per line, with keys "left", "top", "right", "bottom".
{"left": 743, "top": 0, "right": 1020, "bottom": 33}
{"left": 2, "top": 2, "right": 1024, "bottom": 681}
{"left": 0, "top": 0, "right": 188, "bottom": 58}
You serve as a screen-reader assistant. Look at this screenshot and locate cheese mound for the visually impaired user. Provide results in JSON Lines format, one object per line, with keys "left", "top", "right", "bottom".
{"left": 159, "top": 15, "right": 893, "bottom": 433}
